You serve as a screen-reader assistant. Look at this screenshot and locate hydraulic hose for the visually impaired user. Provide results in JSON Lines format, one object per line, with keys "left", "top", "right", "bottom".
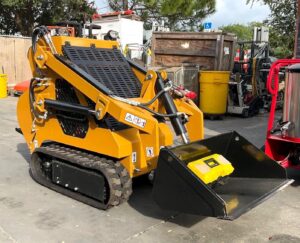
{"left": 32, "top": 26, "right": 49, "bottom": 54}
{"left": 29, "top": 78, "right": 49, "bottom": 119}
{"left": 139, "top": 81, "right": 172, "bottom": 106}
{"left": 137, "top": 104, "right": 184, "bottom": 118}
{"left": 32, "top": 26, "right": 57, "bottom": 54}
{"left": 29, "top": 78, "right": 39, "bottom": 118}
{"left": 109, "top": 80, "right": 182, "bottom": 119}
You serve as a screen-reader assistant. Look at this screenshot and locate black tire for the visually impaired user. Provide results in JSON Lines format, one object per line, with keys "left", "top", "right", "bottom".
{"left": 31, "top": 144, "right": 133, "bottom": 209}
{"left": 114, "top": 161, "right": 132, "bottom": 203}
{"left": 242, "top": 108, "right": 249, "bottom": 118}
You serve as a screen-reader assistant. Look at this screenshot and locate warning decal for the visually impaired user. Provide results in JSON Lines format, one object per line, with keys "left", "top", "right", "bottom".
{"left": 125, "top": 113, "right": 146, "bottom": 128}
{"left": 132, "top": 152, "right": 137, "bottom": 163}
{"left": 146, "top": 147, "right": 154, "bottom": 157}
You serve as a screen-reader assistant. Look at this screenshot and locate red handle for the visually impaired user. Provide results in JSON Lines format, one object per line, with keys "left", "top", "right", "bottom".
{"left": 267, "top": 59, "right": 300, "bottom": 95}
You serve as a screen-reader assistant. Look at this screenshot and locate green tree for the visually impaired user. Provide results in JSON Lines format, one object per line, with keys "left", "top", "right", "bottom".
{"left": 108, "top": 0, "right": 216, "bottom": 31}
{"left": 0, "top": 2, "right": 18, "bottom": 35}
{"left": 0, "top": 0, "right": 96, "bottom": 36}
{"left": 247, "top": 0, "right": 297, "bottom": 58}
{"left": 220, "top": 24, "right": 252, "bottom": 41}
{"left": 220, "top": 22, "right": 266, "bottom": 41}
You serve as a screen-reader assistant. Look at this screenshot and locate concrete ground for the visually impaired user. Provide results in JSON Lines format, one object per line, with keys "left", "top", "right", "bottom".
{"left": 1, "top": 96, "right": 300, "bottom": 243}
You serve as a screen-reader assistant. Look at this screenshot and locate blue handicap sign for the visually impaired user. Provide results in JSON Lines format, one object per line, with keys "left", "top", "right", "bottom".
{"left": 204, "top": 22, "right": 212, "bottom": 30}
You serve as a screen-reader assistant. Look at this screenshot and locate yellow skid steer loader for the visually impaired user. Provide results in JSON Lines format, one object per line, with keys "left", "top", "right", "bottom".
{"left": 17, "top": 26, "right": 291, "bottom": 220}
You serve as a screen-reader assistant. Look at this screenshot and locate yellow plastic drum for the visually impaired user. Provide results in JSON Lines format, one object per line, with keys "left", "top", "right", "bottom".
{"left": 199, "top": 71, "right": 230, "bottom": 115}
{"left": 0, "top": 74, "right": 7, "bottom": 98}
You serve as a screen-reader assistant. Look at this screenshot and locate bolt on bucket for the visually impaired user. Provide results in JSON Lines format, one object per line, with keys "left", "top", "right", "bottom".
{"left": 152, "top": 131, "right": 292, "bottom": 220}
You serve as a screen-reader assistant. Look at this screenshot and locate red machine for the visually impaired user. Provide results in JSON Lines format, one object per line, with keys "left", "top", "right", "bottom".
{"left": 13, "top": 80, "right": 30, "bottom": 96}
{"left": 265, "top": 59, "right": 300, "bottom": 169}
{"left": 92, "top": 10, "right": 134, "bottom": 20}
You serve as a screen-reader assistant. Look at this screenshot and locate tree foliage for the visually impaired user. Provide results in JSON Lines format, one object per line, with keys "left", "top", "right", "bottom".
{"left": 220, "top": 24, "right": 252, "bottom": 41}
{"left": 247, "top": 0, "right": 297, "bottom": 58}
{"left": 220, "top": 22, "right": 265, "bottom": 41}
{"left": 0, "top": 0, "right": 96, "bottom": 36}
{"left": 108, "top": 0, "right": 216, "bottom": 31}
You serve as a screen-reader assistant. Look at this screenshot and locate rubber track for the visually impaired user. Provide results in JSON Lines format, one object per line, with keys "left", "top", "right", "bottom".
{"left": 31, "top": 143, "right": 132, "bottom": 209}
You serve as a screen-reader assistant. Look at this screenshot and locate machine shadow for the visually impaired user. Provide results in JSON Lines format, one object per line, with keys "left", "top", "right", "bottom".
{"left": 128, "top": 175, "right": 206, "bottom": 227}
{"left": 16, "top": 143, "right": 31, "bottom": 163}
{"left": 287, "top": 169, "right": 300, "bottom": 187}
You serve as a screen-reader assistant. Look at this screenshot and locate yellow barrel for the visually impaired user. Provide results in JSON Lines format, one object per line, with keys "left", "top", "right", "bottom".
{"left": 199, "top": 71, "right": 230, "bottom": 115}
{"left": 0, "top": 74, "right": 7, "bottom": 98}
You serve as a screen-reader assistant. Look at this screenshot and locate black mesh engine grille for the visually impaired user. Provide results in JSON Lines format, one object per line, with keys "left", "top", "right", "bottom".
{"left": 100, "top": 115, "right": 129, "bottom": 131}
{"left": 62, "top": 45, "right": 141, "bottom": 98}
{"left": 55, "top": 79, "right": 89, "bottom": 138}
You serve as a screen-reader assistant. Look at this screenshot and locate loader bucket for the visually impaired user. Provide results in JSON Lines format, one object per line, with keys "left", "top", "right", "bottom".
{"left": 153, "top": 131, "right": 292, "bottom": 220}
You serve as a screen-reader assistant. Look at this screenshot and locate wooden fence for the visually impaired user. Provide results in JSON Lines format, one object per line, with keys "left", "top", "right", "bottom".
{"left": 0, "top": 36, "right": 32, "bottom": 87}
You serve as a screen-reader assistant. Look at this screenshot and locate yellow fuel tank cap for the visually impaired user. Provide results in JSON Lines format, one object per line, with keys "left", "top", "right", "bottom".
{"left": 187, "top": 154, "right": 234, "bottom": 185}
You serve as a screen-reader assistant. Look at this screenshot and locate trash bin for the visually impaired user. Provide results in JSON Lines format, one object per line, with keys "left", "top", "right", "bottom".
{"left": 199, "top": 71, "right": 230, "bottom": 115}
{"left": 0, "top": 74, "right": 7, "bottom": 98}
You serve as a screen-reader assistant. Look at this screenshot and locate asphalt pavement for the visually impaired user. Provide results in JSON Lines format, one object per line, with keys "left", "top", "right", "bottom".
{"left": 0, "top": 96, "right": 299, "bottom": 243}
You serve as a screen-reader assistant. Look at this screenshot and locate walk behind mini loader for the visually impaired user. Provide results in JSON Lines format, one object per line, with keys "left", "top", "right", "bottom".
{"left": 17, "top": 26, "right": 291, "bottom": 220}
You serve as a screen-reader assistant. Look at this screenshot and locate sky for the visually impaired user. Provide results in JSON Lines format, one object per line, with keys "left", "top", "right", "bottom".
{"left": 205, "top": 0, "right": 271, "bottom": 28}
{"left": 94, "top": 0, "right": 271, "bottom": 28}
